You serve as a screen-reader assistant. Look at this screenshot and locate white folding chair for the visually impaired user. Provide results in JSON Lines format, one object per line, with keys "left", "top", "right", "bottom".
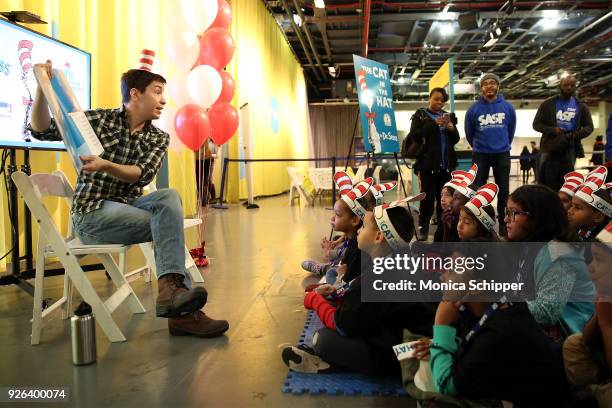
{"left": 395, "top": 164, "right": 413, "bottom": 198}
{"left": 286, "top": 167, "right": 313, "bottom": 206}
{"left": 372, "top": 165, "right": 382, "bottom": 184}
{"left": 11, "top": 171, "right": 146, "bottom": 344}
{"left": 138, "top": 183, "right": 204, "bottom": 284}
{"left": 354, "top": 165, "right": 367, "bottom": 182}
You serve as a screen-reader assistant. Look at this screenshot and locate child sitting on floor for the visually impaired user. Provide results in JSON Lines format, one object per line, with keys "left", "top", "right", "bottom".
{"left": 301, "top": 173, "right": 374, "bottom": 282}
{"left": 457, "top": 183, "right": 501, "bottom": 242}
{"left": 563, "top": 222, "right": 612, "bottom": 407}
{"left": 439, "top": 164, "right": 479, "bottom": 243}
{"left": 505, "top": 184, "right": 595, "bottom": 337}
{"left": 433, "top": 185, "right": 455, "bottom": 242}
{"left": 558, "top": 171, "right": 585, "bottom": 213}
{"left": 322, "top": 175, "right": 396, "bottom": 286}
{"left": 282, "top": 194, "right": 435, "bottom": 376}
{"left": 414, "top": 244, "right": 571, "bottom": 406}
{"left": 568, "top": 166, "right": 611, "bottom": 244}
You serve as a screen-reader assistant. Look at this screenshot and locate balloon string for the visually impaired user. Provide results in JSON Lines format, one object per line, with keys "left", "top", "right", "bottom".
{"left": 200, "top": 153, "right": 214, "bottom": 245}
{"left": 196, "top": 148, "right": 204, "bottom": 245}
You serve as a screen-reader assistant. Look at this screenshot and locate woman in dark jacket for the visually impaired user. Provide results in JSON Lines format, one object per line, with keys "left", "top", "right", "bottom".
{"left": 406, "top": 87, "right": 460, "bottom": 240}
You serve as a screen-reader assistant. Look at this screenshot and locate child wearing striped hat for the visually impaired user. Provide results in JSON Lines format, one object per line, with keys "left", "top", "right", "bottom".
{"left": 302, "top": 173, "right": 396, "bottom": 286}
{"left": 567, "top": 166, "right": 612, "bottom": 242}
{"left": 558, "top": 171, "right": 585, "bottom": 213}
{"left": 283, "top": 194, "right": 436, "bottom": 376}
{"left": 563, "top": 222, "right": 612, "bottom": 407}
{"left": 457, "top": 183, "right": 500, "bottom": 242}
{"left": 437, "top": 164, "right": 479, "bottom": 242}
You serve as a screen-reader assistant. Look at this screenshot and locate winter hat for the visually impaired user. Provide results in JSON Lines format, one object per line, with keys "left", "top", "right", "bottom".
{"left": 480, "top": 73, "right": 501, "bottom": 86}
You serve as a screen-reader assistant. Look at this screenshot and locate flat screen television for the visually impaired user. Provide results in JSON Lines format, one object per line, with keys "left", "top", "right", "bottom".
{"left": 0, "top": 18, "right": 91, "bottom": 150}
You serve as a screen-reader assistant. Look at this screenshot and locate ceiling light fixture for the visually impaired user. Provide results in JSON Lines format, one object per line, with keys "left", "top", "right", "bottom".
{"left": 440, "top": 23, "right": 454, "bottom": 36}
{"left": 292, "top": 13, "right": 302, "bottom": 27}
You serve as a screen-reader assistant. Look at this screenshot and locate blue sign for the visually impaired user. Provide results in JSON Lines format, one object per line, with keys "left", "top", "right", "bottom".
{"left": 353, "top": 55, "right": 399, "bottom": 154}
{"left": 270, "top": 96, "right": 279, "bottom": 134}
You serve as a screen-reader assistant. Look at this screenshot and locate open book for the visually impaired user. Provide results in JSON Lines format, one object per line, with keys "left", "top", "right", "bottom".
{"left": 33, "top": 66, "right": 103, "bottom": 171}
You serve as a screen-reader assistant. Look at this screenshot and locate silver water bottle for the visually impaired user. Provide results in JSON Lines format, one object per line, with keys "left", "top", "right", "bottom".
{"left": 70, "top": 301, "right": 97, "bottom": 365}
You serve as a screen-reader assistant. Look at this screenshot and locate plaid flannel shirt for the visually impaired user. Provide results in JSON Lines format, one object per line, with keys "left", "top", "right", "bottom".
{"left": 29, "top": 107, "right": 169, "bottom": 214}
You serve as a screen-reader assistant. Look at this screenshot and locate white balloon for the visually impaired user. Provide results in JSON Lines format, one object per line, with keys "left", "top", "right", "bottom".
{"left": 169, "top": 74, "right": 194, "bottom": 107}
{"left": 187, "top": 65, "right": 222, "bottom": 110}
{"left": 180, "top": 0, "right": 218, "bottom": 34}
{"left": 165, "top": 31, "right": 200, "bottom": 71}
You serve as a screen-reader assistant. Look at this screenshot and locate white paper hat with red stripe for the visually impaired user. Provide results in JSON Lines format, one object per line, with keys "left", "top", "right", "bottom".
{"left": 559, "top": 171, "right": 585, "bottom": 197}
{"left": 444, "top": 164, "right": 479, "bottom": 199}
{"left": 370, "top": 181, "right": 397, "bottom": 205}
{"left": 574, "top": 166, "right": 611, "bottom": 218}
{"left": 464, "top": 183, "right": 498, "bottom": 232}
{"left": 338, "top": 177, "right": 373, "bottom": 218}
{"left": 137, "top": 49, "right": 156, "bottom": 72}
{"left": 596, "top": 221, "right": 612, "bottom": 250}
{"left": 334, "top": 171, "right": 354, "bottom": 195}
{"left": 18, "top": 40, "right": 34, "bottom": 74}
{"left": 374, "top": 193, "right": 426, "bottom": 251}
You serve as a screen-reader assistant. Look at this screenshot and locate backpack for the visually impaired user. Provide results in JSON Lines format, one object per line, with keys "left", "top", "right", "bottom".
{"left": 401, "top": 110, "right": 428, "bottom": 159}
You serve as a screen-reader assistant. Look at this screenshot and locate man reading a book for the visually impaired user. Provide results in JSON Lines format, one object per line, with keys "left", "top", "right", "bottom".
{"left": 28, "top": 51, "right": 228, "bottom": 339}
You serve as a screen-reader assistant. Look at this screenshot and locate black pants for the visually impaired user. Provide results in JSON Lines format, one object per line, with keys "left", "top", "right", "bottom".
{"left": 537, "top": 152, "right": 573, "bottom": 191}
{"left": 195, "top": 158, "right": 216, "bottom": 205}
{"left": 417, "top": 169, "right": 451, "bottom": 230}
{"left": 472, "top": 152, "right": 510, "bottom": 224}
{"left": 313, "top": 328, "right": 398, "bottom": 376}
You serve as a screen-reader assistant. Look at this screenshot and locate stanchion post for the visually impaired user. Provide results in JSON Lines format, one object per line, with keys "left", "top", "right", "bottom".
{"left": 212, "top": 157, "right": 229, "bottom": 210}
{"left": 331, "top": 156, "right": 337, "bottom": 207}
{"left": 393, "top": 152, "right": 408, "bottom": 197}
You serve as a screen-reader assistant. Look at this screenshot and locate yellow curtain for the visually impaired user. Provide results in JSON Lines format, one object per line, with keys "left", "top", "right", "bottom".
{"left": 225, "top": 0, "right": 310, "bottom": 202}
{"left": 0, "top": 0, "right": 311, "bottom": 268}
{"left": 0, "top": 0, "right": 198, "bottom": 269}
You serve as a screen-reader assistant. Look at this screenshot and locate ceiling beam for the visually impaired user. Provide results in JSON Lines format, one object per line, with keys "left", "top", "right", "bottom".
{"left": 362, "top": 0, "right": 372, "bottom": 56}
{"left": 280, "top": 0, "right": 323, "bottom": 82}
{"left": 292, "top": 0, "right": 327, "bottom": 78}
{"left": 305, "top": 10, "right": 603, "bottom": 25}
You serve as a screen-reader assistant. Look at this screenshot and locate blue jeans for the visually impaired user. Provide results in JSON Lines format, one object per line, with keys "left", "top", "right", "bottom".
{"left": 72, "top": 189, "right": 190, "bottom": 286}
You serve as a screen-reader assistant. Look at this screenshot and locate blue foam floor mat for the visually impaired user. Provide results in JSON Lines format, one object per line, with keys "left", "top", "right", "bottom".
{"left": 281, "top": 311, "right": 407, "bottom": 396}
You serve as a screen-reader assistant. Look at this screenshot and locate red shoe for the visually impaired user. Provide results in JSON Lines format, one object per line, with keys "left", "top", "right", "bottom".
{"left": 195, "top": 256, "right": 209, "bottom": 267}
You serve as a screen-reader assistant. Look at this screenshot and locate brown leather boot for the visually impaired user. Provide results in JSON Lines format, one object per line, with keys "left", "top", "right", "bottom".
{"left": 156, "top": 273, "right": 207, "bottom": 318}
{"left": 168, "top": 311, "right": 229, "bottom": 338}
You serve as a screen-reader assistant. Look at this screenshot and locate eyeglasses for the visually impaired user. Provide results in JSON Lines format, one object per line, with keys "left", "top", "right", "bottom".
{"left": 504, "top": 208, "right": 531, "bottom": 221}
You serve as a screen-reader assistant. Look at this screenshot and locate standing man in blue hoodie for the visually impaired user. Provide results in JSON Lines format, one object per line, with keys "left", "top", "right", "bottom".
{"left": 465, "top": 73, "right": 516, "bottom": 237}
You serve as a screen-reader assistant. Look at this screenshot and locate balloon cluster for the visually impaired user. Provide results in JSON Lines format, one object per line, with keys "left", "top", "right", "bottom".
{"left": 158, "top": 0, "right": 239, "bottom": 151}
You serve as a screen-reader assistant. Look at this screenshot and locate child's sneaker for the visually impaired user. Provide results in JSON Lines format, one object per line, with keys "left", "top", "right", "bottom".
{"left": 281, "top": 344, "right": 331, "bottom": 373}
{"left": 301, "top": 260, "right": 324, "bottom": 275}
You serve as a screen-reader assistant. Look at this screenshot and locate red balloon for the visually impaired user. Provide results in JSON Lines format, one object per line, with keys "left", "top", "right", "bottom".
{"left": 211, "top": 0, "right": 232, "bottom": 30}
{"left": 196, "top": 28, "right": 235, "bottom": 70}
{"left": 174, "top": 104, "right": 211, "bottom": 151}
{"left": 208, "top": 102, "right": 239, "bottom": 146}
{"left": 216, "top": 70, "right": 235, "bottom": 104}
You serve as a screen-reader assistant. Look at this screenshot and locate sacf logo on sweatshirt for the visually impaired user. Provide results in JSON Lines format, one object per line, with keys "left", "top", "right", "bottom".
{"left": 478, "top": 113, "right": 506, "bottom": 128}
{"left": 556, "top": 109, "right": 576, "bottom": 122}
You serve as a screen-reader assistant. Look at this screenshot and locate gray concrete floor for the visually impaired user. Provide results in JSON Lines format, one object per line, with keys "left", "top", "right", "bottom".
{"left": 0, "top": 194, "right": 415, "bottom": 408}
